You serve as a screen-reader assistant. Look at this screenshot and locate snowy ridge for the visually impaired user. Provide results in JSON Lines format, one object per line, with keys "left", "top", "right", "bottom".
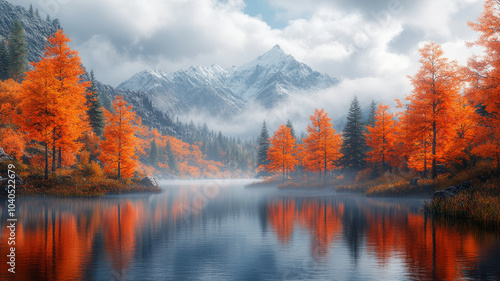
{"left": 118, "top": 44, "right": 338, "bottom": 115}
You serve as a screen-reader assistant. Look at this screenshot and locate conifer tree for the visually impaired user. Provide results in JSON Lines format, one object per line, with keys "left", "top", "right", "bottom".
{"left": 87, "top": 70, "right": 105, "bottom": 136}
{"left": 367, "top": 100, "right": 376, "bottom": 127}
{"left": 8, "top": 20, "right": 28, "bottom": 82}
{"left": 165, "top": 139, "right": 177, "bottom": 171}
{"left": 266, "top": 125, "right": 298, "bottom": 181}
{"left": 99, "top": 96, "right": 140, "bottom": 179}
{"left": 35, "top": 8, "right": 40, "bottom": 20}
{"left": 341, "top": 96, "right": 367, "bottom": 176}
{"left": 46, "top": 14, "right": 51, "bottom": 22}
{"left": 257, "top": 120, "right": 270, "bottom": 168}
{"left": 149, "top": 139, "right": 159, "bottom": 165}
{"left": 29, "top": 4, "right": 34, "bottom": 16}
{"left": 286, "top": 119, "right": 296, "bottom": 139}
{"left": 365, "top": 103, "right": 397, "bottom": 171}
{"left": 0, "top": 41, "right": 9, "bottom": 80}
{"left": 303, "top": 108, "right": 342, "bottom": 178}
{"left": 407, "top": 42, "right": 462, "bottom": 179}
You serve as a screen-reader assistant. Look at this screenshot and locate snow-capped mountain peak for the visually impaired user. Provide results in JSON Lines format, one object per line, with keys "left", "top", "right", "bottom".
{"left": 118, "top": 45, "right": 338, "bottom": 115}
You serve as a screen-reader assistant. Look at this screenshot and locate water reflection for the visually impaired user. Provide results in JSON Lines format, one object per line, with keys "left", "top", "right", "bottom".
{"left": 0, "top": 180, "right": 498, "bottom": 280}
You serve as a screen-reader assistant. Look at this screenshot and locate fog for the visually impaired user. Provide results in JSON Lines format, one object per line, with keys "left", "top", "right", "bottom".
{"left": 177, "top": 75, "right": 410, "bottom": 139}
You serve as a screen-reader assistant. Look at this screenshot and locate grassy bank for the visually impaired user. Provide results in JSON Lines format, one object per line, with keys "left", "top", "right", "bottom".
{"left": 425, "top": 177, "right": 500, "bottom": 228}
{"left": 2, "top": 160, "right": 161, "bottom": 197}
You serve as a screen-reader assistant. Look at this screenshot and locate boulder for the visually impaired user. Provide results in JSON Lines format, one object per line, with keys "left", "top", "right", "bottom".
{"left": 0, "top": 148, "right": 12, "bottom": 161}
{"left": 410, "top": 177, "right": 419, "bottom": 187}
{"left": 432, "top": 190, "right": 455, "bottom": 200}
{"left": 140, "top": 176, "right": 159, "bottom": 188}
{"left": 432, "top": 181, "right": 473, "bottom": 201}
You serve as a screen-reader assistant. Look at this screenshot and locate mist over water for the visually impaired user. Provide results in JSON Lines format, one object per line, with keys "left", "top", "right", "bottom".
{"left": 1, "top": 180, "right": 499, "bottom": 280}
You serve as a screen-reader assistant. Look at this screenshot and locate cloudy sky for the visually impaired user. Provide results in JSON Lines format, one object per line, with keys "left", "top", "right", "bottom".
{"left": 9, "top": 0, "right": 487, "bottom": 134}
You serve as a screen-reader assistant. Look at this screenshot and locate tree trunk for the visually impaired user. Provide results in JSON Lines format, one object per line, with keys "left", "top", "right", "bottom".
{"left": 423, "top": 140, "right": 427, "bottom": 179}
{"left": 118, "top": 150, "right": 121, "bottom": 179}
{"left": 282, "top": 162, "right": 285, "bottom": 182}
{"left": 52, "top": 145, "right": 56, "bottom": 172}
{"left": 432, "top": 121, "right": 437, "bottom": 179}
{"left": 44, "top": 143, "right": 49, "bottom": 180}
{"left": 58, "top": 147, "right": 62, "bottom": 168}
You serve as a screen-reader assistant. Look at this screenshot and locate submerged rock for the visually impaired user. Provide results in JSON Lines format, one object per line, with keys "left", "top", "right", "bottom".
{"left": 432, "top": 181, "right": 473, "bottom": 201}
{"left": 140, "top": 176, "right": 159, "bottom": 188}
{"left": 410, "top": 177, "right": 419, "bottom": 187}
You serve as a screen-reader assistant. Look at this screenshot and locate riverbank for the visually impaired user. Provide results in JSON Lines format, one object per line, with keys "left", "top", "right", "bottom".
{"left": 254, "top": 161, "right": 500, "bottom": 227}
{"left": 1, "top": 160, "right": 161, "bottom": 197}
{"left": 20, "top": 174, "right": 161, "bottom": 196}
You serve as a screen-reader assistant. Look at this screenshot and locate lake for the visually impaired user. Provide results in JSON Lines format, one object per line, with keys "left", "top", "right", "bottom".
{"left": 1, "top": 179, "right": 499, "bottom": 280}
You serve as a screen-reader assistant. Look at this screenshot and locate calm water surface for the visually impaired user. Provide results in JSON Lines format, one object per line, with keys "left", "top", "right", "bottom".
{"left": 0, "top": 179, "right": 499, "bottom": 280}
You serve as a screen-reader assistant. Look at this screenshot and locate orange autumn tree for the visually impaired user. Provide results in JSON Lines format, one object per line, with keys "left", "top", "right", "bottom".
{"left": 46, "top": 30, "right": 90, "bottom": 170}
{"left": 99, "top": 96, "right": 140, "bottom": 179}
{"left": 467, "top": 0, "right": 500, "bottom": 173}
{"left": 365, "top": 104, "right": 397, "bottom": 170}
{"left": 266, "top": 124, "right": 298, "bottom": 181}
{"left": 407, "top": 42, "right": 463, "bottom": 179}
{"left": 20, "top": 57, "right": 58, "bottom": 179}
{"left": 303, "top": 108, "right": 342, "bottom": 178}
{"left": 0, "top": 79, "right": 22, "bottom": 126}
{"left": 20, "top": 30, "right": 89, "bottom": 178}
{"left": 0, "top": 79, "right": 25, "bottom": 160}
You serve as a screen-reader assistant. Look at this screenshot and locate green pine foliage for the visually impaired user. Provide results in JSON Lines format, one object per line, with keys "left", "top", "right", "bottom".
{"left": 7, "top": 20, "right": 28, "bottom": 82}
{"left": 86, "top": 71, "right": 105, "bottom": 136}
{"left": 165, "top": 140, "right": 177, "bottom": 171}
{"left": 0, "top": 40, "right": 9, "bottom": 80}
{"left": 257, "top": 120, "right": 270, "bottom": 168}
{"left": 149, "top": 139, "right": 159, "bottom": 166}
{"left": 286, "top": 119, "right": 296, "bottom": 139}
{"left": 367, "top": 100, "right": 376, "bottom": 128}
{"left": 341, "top": 96, "right": 367, "bottom": 175}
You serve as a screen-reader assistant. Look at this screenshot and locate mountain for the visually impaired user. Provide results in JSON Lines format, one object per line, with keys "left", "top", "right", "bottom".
{"left": 0, "top": 0, "right": 61, "bottom": 63}
{"left": 227, "top": 45, "right": 338, "bottom": 106}
{"left": 118, "top": 45, "right": 338, "bottom": 116}
{"left": 118, "top": 65, "right": 246, "bottom": 117}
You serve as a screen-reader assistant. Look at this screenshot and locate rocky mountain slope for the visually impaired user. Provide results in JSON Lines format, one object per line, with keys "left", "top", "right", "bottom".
{"left": 118, "top": 45, "right": 338, "bottom": 116}
{"left": 0, "top": 0, "right": 61, "bottom": 62}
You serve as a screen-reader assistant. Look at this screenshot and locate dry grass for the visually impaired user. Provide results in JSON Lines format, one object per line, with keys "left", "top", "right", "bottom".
{"left": 426, "top": 177, "right": 500, "bottom": 228}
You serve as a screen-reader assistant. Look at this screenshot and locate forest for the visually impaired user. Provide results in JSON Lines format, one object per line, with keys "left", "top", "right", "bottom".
{"left": 0, "top": 0, "right": 499, "bottom": 226}
{"left": 253, "top": 1, "right": 500, "bottom": 226}
{"left": 0, "top": 22, "right": 255, "bottom": 195}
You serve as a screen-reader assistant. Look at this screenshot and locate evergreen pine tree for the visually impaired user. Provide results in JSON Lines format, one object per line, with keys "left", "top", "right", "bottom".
{"left": 149, "top": 139, "right": 159, "bottom": 165}
{"left": 367, "top": 100, "right": 376, "bottom": 127}
{"left": 257, "top": 120, "right": 270, "bottom": 168}
{"left": 46, "top": 14, "right": 51, "bottom": 22}
{"left": 86, "top": 70, "right": 105, "bottom": 136}
{"left": 165, "top": 140, "right": 177, "bottom": 171}
{"left": 7, "top": 20, "right": 28, "bottom": 82}
{"left": 29, "top": 4, "right": 34, "bottom": 16}
{"left": 35, "top": 9, "right": 41, "bottom": 20}
{"left": 0, "top": 40, "right": 9, "bottom": 80}
{"left": 341, "top": 96, "right": 367, "bottom": 176}
{"left": 286, "top": 119, "right": 296, "bottom": 139}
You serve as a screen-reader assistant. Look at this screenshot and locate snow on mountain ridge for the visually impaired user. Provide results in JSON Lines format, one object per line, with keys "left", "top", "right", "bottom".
{"left": 118, "top": 44, "right": 338, "bottom": 115}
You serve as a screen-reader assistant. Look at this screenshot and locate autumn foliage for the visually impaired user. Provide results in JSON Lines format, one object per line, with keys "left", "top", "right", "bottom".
{"left": 303, "top": 108, "right": 342, "bottom": 177}
{"left": 365, "top": 104, "right": 396, "bottom": 170}
{"left": 266, "top": 124, "right": 298, "bottom": 181}
{"left": 99, "top": 96, "right": 140, "bottom": 179}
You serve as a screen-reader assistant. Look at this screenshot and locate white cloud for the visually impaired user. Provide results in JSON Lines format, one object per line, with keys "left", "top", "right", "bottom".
{"left": 6, "top": 0, "right": 486, "bottom": 136}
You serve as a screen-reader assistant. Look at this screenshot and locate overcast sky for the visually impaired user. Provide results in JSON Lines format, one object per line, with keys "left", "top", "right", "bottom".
{"left": 9, "top": 0, "right": 487, "bottom": 134}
